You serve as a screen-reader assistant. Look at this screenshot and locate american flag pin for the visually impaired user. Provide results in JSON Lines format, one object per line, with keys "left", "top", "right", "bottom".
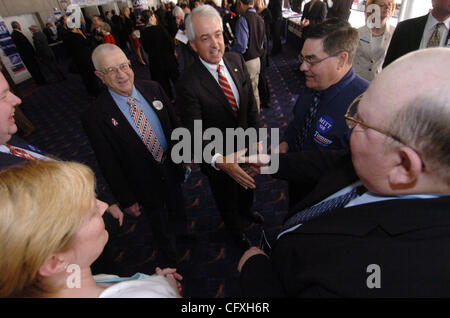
{"left": 111, "top": 118, "right": 118, "bottom": 127}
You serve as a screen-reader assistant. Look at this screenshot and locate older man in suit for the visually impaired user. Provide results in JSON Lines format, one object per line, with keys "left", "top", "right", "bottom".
{"left": 81, "top": 44, "right": 189, "bottom": 265}
{"left": 238, "top": 48, "right": 450, "bottom": 297}
{"left": 29, "top": 25, "right": 66, "bottom": 82}
{"left": 176, "top": 5, "right": 263, "bottom": 250}
{"left": 383, "top": 0, "right": 450, "bottom": 67}
{"left": 10, "top": 21, "right": 46, "bottom": 85}
{"left": 0, "top": 71, "right": 124, "bottom": 274}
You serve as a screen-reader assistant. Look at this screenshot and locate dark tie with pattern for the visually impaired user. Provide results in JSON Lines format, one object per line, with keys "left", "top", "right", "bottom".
{"left": 427, "top": 22, "right": 444, "bottom": 48}
{"left": 127, "top": 97, "right": 163, "bottom": 162}
{"left": 296, "top": 91, "right": 322, "bottom": 150}
{"left": 281, "top": 185, "right": 366, "bottom": 232}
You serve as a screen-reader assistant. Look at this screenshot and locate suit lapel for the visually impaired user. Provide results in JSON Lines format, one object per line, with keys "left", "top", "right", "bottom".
{"left": 195, "top": 58, "right": 239, "bottom": 119}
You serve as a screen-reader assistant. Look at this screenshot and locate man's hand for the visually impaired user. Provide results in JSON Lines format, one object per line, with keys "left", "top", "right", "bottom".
{"left": 106, "top": 203, "right": 124, "bottom": 226}
{"left": 124, "top": 202, "right": 142, "bottom": 217}
{"left": 215, "top": 149, "right": 256, "bottom": 189}
{"left": 155, "top": 267, "right": 183, "bottom": 297}
{"left": 273, "top": 141, "right": 289, "bottom": 154}
{"left": 237, "top": 247, "right": 268, "bottom": 272}
{"left": 242, "top": 153, "right": 271, "bottom": 176}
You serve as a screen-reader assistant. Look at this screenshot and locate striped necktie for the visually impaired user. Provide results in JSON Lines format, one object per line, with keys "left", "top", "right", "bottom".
{"left": 281, "top": 185, "right": 366, "bottom": 232}
{"left": 217, "top": 65, "right": 238, "bottom": 113}
{"left": 427, "top": 22, "right": 444, "bottom": 48}
{"left": 5, "top": 144, "right": 39, "bottom": 160}
{"left": 296, "top": 91, "right": 322, "bottom": 150}
{"left": 127, "top": 97, "right": 163, "bottom": 162}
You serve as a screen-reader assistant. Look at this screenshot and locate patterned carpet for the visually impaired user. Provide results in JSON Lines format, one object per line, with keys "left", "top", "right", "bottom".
{"left": 16, "top": 42, "right": 304, "bottom": 298}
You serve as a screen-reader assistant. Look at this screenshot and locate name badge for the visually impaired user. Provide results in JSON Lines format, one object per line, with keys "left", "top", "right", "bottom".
{"left": 153, "top": 100, "right": 163, "bottom": 110}
{"left": 360, "top": 37, "right": 370, "bottom": 44}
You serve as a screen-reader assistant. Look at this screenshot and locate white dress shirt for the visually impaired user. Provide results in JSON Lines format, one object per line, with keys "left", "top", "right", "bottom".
{"left": 419, "top": 12, "right": 450, "bottom": 49}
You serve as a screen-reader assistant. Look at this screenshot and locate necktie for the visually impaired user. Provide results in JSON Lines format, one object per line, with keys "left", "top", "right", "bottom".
{"left": 5, "top": 144, "right": 39, "bottom": 160}
{"left": 281, "top": 185, "right": 366, "bottom": 232}
{"left": 127, "top": 97, "right": 164, "bottom": 162}
{"left": 296, "top": 91, "right": 321, "bottom": 150}
{"left": 217, "top": 65, "right": 238, "bottom": 113}
{"left": 427, "top": 22, "right": 444, "bottom": 48}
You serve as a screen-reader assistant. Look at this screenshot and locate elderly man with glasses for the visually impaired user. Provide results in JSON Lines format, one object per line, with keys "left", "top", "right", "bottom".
{"left": 238, "top": 47, "right": 450, "bottom": 297}
{"left": 81, "top": 44, "right": 192, "bottom": 266}
{"left": 279, "top": 18, "right": 369, "bottom": 208}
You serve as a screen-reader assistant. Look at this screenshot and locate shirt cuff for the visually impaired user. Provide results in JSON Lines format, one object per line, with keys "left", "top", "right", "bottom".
{"left": 211, "top": 153, "right": 223, "bottom": 171}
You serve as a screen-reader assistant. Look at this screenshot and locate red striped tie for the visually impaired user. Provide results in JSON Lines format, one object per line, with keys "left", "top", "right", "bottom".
{"left": 128, "top": 97, "right": 164, "bottom": 162}
{"left": 217, "top": 65, "right": 238, "bottom": 113}
{"left": 5, "top": 144, "right": 39, "bottom": 160}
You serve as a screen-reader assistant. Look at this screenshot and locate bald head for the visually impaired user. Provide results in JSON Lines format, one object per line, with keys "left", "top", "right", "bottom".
{"left": 354, "top": 48, "right": 450, "bottom": 191}
{"left": 91, "top": 43, "right": 126, "bottom": 70}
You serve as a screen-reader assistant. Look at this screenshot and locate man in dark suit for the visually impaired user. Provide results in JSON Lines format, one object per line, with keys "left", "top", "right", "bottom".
{"left": 383, "top": 0, "right": 450, "bottom": 67}
{"left": 268, "top": 0, "right": 283, "bottom": 55}
{"left": 81, "top": 44, "right": 189, "bottom": 265}
{"left": 238, "top": 48, "right": 450, "bottom": 297}
{"left": 326, "top": 0, "right": 353, "bottom": 21}
{"left": 176, "top": 5, "right": 263, "bottom": 250}
{"left": 10, "top": 21, "right": 46, "bottom": 85}
{"left": 29, "top": 25, "right": 66, "bottom": 82}
{"left": 0, "top": 71, "right": 124, "bottom": 274}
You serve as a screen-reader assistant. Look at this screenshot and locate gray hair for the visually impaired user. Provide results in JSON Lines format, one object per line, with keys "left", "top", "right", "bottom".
{"left": 185, "top": 4, "right": 223, "bottom": 41}
{"left": 388, "top": 87, "right": 450, "bottom": 185}
{"left": 172, "top": 6, "right": 184, "bottom": 17}
{"left": 91, "top": 43, "right": 124, "bottom": 70}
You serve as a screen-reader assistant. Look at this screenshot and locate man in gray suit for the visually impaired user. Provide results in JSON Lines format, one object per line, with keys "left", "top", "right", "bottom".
{"left": 29, "top": 25, "right": 66, "bottom": 82}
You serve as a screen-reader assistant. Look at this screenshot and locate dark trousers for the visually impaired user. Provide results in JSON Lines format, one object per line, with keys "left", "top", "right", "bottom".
{"left": 271, "top": 18, "right": 282, "bottom": 55}
{"left": 258, "top": 52, "right": 270, "bottom": 108}
{"left": 207, "top": 170, "right": 254, "bottom": 236}
{"left": 22, "top": 56, "right": 46, "bottom": 84}
{"left": 143, "top": 160, "right": 187, "bottom": 250}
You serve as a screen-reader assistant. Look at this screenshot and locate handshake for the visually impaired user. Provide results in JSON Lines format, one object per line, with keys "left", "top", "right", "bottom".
{"left": 215, "top": 148, "right": 275, "bottom": 190}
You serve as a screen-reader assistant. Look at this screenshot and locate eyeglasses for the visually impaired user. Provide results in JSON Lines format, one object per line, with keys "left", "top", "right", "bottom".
{"left": 99, "top": 61, "right": 131, "bottom": 75}
{"left": 298, "top": 50, "right": 345, "bottom": 67}
{"left": 345, "top": 95, "right": 426, "bottom": 169}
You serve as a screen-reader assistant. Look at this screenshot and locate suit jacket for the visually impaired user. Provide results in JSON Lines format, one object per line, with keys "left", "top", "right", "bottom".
{"left": 32, "top": 31, "right": 57, "bottom": 62}
{"left": 240, "top": 151, "right": 450, "bottom": 297}
{"left": 81, "top": 80, "right": 184, "bottom": 210}
{"left": 176, "top": 52, "right": 260, "bottom": 176}
{"left": 354, "top": 24, "right": 395, "bottom": 81}
{"left": 326, "top": 0, "right": 353, "bottom": 21}
{"left": 11, "top": 30, "right": 36, "bottom": 62}
{"left": 0, "top": 135, "right": 30, "bottom": 170}
{"left": 383, "top": 13, "right": 450, "bottom": 68}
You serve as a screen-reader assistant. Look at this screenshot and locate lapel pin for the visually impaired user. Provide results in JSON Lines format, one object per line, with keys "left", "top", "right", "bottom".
{"left": 111, "top": 118, "right": 119, "bottom": 127}
{"left": 153, "top": 100, "right": 163, "bottom": 110}
{"left": 234, "top": 68, "right": 238, "bottom": 72}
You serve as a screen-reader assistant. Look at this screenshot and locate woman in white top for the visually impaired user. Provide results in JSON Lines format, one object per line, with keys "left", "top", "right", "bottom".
{"left": 0, "top": 160, "right": 182, "bottom": 298}
{"left": 354, "top": 0, "right": 396, "bottom": 81}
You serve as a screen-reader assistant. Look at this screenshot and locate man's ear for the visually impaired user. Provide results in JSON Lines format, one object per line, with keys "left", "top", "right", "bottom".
{"left": 38, "top": 254, "right": 67, "bottom": 277}
{"left": 388, "top": 147, "right": 423, "bottom": 189}
{"left": 336, "top": 51, "right": 349, "bottom": 70}
{"left": 189, "top": 40, "right": 197, "bottom": 53}
{"left": 94, "top": 70, "right": 104, "bottom": 82}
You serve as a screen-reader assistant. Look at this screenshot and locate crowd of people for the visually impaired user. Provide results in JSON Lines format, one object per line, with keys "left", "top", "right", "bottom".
{"left": 1, "top": 0, "right": 449, "bottom": 298}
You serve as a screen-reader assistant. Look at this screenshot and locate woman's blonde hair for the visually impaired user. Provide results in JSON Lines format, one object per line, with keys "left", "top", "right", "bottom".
{"left": 366, "top": 0, "right": 396, "bottom": 17}
{"left": 0, "top": 160, "right": 96, "bottom": 297}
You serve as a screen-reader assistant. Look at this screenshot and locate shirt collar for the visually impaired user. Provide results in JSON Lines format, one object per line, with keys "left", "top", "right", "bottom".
{"left": 108, "top": 85, "right": 139, "bottom": 103}
{"left": 199, "top": 57, "right": 225, "bottom": 73}
{"left": 427, "top": 12, "right": 450, "bottom": 31}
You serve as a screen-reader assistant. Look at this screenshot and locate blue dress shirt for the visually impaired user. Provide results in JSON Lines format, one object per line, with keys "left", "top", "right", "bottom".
{"left": 109, "top": 86, "right": 168, "bottom": 152}
{"left": 232, "top": 9, "right": 258, "bottom": 54}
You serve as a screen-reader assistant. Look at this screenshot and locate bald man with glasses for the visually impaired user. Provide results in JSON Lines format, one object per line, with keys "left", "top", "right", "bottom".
{"left": 238, "top": 48, "right": 450, "bottom": 297}
{"left": 279, "top": 18, "right": 369, "bottom": 208}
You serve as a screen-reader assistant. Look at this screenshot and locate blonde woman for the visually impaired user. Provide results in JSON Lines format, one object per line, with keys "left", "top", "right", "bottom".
{"left": 0, "top": 160, "right": 182, "bottom": 298}
{"left": 354, "top": 0, "right": 396, "bottom": 81}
